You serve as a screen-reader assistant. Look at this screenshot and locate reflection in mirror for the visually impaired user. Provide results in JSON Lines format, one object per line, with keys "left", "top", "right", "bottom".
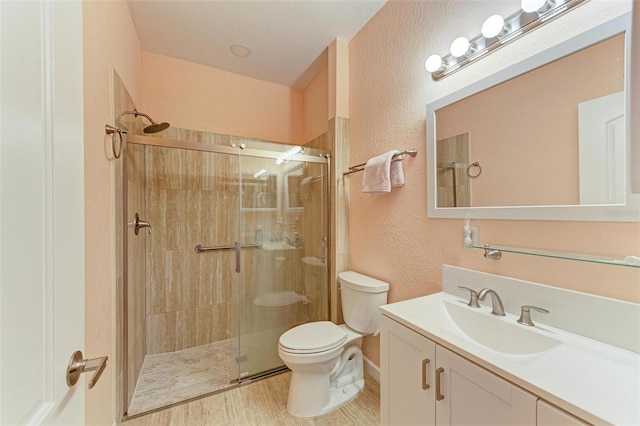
{"left": 426, "top": 13, "right": 639, "bottom": 221}
{"left": 437, "top": 133, "right": 470, "bottom": 207}
{"left": 241, "top": 173, "right": 278, "bottom": 210}
{"left": 435, "top": 34, "right": 624, "bottom": 208}
{"left": 285, "top": 164, "right": 304, "bottom": 211}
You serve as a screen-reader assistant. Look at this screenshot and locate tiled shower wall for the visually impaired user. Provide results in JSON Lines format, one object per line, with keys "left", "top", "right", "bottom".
{"left": 143, "top": 140, "right": 240, "bottom": 354}
{"left": 302, "top": 132, "right": 331, "bottom": 322}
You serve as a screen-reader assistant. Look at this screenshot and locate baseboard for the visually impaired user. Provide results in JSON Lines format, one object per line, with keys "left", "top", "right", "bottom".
{"left": 363, "top": 356, "right": 380, "bottom": 383}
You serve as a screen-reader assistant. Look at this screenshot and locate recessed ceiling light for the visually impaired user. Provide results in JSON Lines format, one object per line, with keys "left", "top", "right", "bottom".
{"left": 230, "top": 44, "right": 252, "bottom": 58}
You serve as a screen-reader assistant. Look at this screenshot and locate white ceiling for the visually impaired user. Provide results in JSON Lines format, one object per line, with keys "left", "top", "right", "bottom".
{"left": 127, "top": 0, "right": 388, "bottom": 90}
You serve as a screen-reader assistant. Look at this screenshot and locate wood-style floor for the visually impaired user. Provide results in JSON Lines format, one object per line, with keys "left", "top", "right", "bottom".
{"left": 125, "top": 371, "right": 380, "bottom": 426}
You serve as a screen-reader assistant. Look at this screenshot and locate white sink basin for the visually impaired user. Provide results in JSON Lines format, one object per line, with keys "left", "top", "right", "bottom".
{"left": 444, "top": 301, "right": 561, "bottom": 355}
{"left": 397, "top": 294, "right": 561, "bottom": 356}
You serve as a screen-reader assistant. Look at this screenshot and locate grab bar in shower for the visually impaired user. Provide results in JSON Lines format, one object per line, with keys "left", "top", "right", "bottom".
{"left": 194, "top": 243, "right": 261, "bottom": 253}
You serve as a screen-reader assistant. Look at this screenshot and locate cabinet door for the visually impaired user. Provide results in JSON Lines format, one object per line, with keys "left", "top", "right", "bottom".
{"left": 435, "top": 346, "right": 537, "bottom": 426}
{"left": 381, "top": 316, "right": 436, "bottom": 426}
{"left": 537, "top": 400, "right": 589, "bottom": 426}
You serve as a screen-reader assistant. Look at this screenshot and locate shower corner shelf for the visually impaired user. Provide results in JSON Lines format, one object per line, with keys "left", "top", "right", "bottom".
{"left": 470, "top": 243, "right": 640, "bottom": 269}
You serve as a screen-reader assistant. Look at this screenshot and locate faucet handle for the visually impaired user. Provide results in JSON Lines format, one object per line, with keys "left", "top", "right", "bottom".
{"left": 517, "top": 305, "right": 550, "bottom": 326}
{"left": 458, "top": 286, "right": 480, "bottom": 308}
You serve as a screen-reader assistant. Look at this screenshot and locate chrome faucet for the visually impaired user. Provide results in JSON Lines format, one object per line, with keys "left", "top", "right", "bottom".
{"left": 517, "top": 305, "right": 550, "bottom": 326}
{"left": 477, "top": 288, "right": 506, "bottom": 316}
{"left": 458, "top": 286, "right": 480, "bottom": 308}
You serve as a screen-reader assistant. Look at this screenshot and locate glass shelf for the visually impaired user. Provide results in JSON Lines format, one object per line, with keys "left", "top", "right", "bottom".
{"left": 470, "top": 244, "right": 640, "bottom": 268}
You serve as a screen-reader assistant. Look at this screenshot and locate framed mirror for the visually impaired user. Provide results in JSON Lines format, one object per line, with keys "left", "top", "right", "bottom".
{"left": 426, "top": 13, "right": 639, "bottom": 221}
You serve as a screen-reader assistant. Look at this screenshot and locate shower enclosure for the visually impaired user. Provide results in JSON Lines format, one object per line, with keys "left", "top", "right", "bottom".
{"left": 122, "top": 133, "right": 330, "bottom": 416}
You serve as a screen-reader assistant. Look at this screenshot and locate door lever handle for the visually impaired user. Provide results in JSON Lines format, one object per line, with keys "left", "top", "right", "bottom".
{"left": 131, "top": 213, "right": 152, "bottom": 235}
{"left": 66, "top": 350, "right": 108, "bottom": 389}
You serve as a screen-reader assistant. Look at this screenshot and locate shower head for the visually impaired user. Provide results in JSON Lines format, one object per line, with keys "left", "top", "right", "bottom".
{"left": 143, "top": 121, "right": 170, "bottom": 134}
{"left": 119, "top": 109, "right": 170, "bottom": 134}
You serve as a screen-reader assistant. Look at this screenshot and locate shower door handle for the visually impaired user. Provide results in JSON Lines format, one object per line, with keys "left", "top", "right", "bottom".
{"left": 235, "top": 241, "right": 240, "bottom": 273}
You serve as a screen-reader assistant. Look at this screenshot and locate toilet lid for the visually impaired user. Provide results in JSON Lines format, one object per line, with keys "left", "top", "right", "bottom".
{"left": 279, "top": 321, "right": 347, "bottom": 354}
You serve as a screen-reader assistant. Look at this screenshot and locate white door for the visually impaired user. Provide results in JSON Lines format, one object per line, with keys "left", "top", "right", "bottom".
{"left": 578, "top": 91, "right": 625, "bottom": 204}
{"left": 1, "top": 1, "right": 86, "bottom": 424}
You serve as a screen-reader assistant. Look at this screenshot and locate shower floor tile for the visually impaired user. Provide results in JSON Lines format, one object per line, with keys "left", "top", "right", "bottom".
{"left": 128, "top": 340, "right": 233, "bottom": 416}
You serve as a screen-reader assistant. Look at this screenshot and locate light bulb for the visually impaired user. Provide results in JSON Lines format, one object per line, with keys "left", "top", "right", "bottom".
{"left": 482, "top": 15, "right": 506, "bottom": 38}
{"left": 253, "top": 169, "right": 268, "bottom": 178}
{"left": 425, "top": 54, "right": 443, "bottom": 72}
{"left": 450, "top": 37, "right": 470, "bottom": 58}
{"left": 521, "top": 0, "right": 547, "bottom": 13}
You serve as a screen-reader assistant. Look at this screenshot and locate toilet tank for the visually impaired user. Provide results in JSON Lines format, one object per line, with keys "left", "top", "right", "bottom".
{"left": 338, "top": 271, "right": 389, "bottom": 334}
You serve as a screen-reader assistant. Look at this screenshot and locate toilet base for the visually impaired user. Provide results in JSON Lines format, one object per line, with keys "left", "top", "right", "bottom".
{"left": 285, "top": 342, "right": 365, "bottom": 418}
{"left": 286, "top": 376, "right": 365, "bottom": 418}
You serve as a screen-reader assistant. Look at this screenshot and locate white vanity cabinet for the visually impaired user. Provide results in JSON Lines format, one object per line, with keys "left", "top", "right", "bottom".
{"left": 381, "top": 315, "right": 563, "bottom": 426}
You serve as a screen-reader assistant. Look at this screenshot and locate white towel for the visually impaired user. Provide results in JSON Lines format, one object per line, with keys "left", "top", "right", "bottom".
{"left": 362, "top": 150, "right": 405, "bottom": 196}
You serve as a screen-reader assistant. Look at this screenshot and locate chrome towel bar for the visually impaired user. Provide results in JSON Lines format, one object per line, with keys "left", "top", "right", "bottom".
{"left": 195, "top": 243, "right": 260, "bottom": 253}
{"left": 344, "top": 149, "right": 417, "bottom": 175}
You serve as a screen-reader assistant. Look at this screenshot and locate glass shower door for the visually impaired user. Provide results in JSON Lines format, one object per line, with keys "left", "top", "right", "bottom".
{"left": 236, "top": 154, "right": 329, "bottom": 380}
{"left": 125, "top": 141, "right": 244, "bottom": 415}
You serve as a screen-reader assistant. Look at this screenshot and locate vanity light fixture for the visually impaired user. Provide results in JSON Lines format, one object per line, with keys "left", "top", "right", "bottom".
{"left": 426, "top": 0, "right": 586, "bottom": 81}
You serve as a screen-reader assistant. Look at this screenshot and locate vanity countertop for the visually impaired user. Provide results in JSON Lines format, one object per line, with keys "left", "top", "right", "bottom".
{"left": 380, "top": 292, "right": 640, "bottom": 425}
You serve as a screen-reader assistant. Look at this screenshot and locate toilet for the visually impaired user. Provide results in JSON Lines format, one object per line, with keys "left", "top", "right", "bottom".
{"left": 277, "top": 271, "right": 389, "bottom": 418}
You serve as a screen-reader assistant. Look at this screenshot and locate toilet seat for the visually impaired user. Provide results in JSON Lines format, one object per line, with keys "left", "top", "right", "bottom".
{"left": 279, "top": 321, "right": 347, "bottom": 354}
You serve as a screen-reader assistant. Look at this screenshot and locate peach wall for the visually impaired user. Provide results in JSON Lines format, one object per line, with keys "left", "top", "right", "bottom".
{"left": 328, "top": 39, "right": 350, "bottom": 119}
{"left": 303, "top": 65, "right": 329, "bottom": 142}
{"left": 82, "top": 1, "right": 142, "bottom": 424}
{"left": 349, "top": 0, "right": 640, "bottom": 366}
{"left": 141, "top": 52, "right": 304, "bottom": 145}
{"left": 632, "top": 0, "right": 640, "bottom": 193}
{"left": 436, "top": 35, "right": 624, "bottom": 207}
